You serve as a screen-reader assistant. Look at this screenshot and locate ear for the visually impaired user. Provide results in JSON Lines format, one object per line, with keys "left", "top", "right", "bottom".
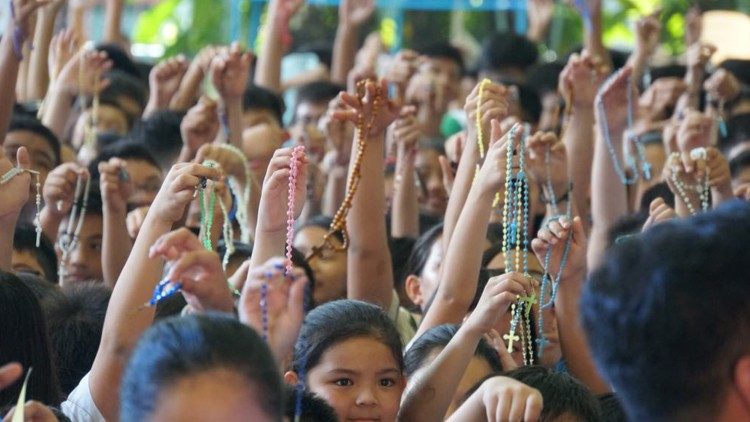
{"left": 404, "top": 274, "right": 423, "bottom": 307}
{"left": 283, "top": 371, "right": 299, "bottom": 386}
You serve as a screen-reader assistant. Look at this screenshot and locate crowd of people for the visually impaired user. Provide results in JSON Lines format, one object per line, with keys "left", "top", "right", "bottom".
{"left": 2, "top": 0, "right": 750, "bottom": 420}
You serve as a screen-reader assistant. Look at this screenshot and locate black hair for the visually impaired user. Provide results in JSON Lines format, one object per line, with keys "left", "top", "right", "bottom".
{"left": 284, "top": 386, "right": 338, "bottom": 422}
{"left": 582, "top": 200, "right": 750, "bottom": 421}
{"left": 390, "top": 236, "right": 416, "bottom": 303}
{"left": 88, "top": 141, "right": 160, "bottom": 181}
{"left": 96, "top": 44, "right": 142, "bottom": 80}
{"left": 730, "top": 149, "right": 750, "bottom": 179}
{"left": 721, "top": 112, "right": 750, "bottom": 157}
{"left": 293, "top": 300, "right": 403, "bottom": 378}
{"left": 243, "top": 84, "right": 286, "bottom": 126}
{"left": 121, "top": 313, "right": 284, "bottom": 421}
{"left": 404, "top": 324, "right": 502, "bottom": 377}
{"left": 101, "top": 69, "right": 148, "bottom": 114}
{"left": 0, "top": 271, "right": 63, "bottom": 407}
{"left": 639, "top": 181, "right": 675, "bottom": 213}
{"left": 598, "top": 393, "right": 628, "bottom": 422}
{"left": 414, "top": 42, "right": 465, "bottom": 75}
{"left": 8, "top": 114, "right": 62, "bottom": 166}
{"left": 131, "top": 109, "right": 186, "bottom": 169}
{"left": 607, "top": 212, "right": 647, "bottom": 247}
{"left": 477, "top": 33, "right": 538, "bottom": 75}
{"left": 516, "top": 83, "right": 543, "bottom": 125}
{"left": 401, "top": 223, "right": 443, "bottom": 283}
{"left": 13, "top": 223, "right": 58, "bottom": 283}
{"left": 45, "top": 282, "right": 111, "bottom": 395}
{"left": 300, "top": 215, "right": 344, "bottom": 244}
{"left": 16, "top": 273, "right": 62, "bottom": 305}
{"left": 526, "top": 62, "right": 565, "bottom": 96}
{"left": 720, "top": 59, "right": 750, "bottom": 86}
{"left": 295, "top": 81, "right": 344, "bottom": 109}
{"left": 504, "top": 366, "right": 601, "bottom": 421}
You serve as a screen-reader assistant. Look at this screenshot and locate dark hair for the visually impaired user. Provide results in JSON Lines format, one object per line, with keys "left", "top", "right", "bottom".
{"left": 101, "top": 69, "right": 148, "bottom": 115}
{"left": 720, "top": 59, "right": 750, "bottom": 86}
{"left": 0, "top": 271, "right": 63, "bottom": 407}
{"left": 415, "top": 42, "right": 465, "bottom": 74}
{"left": 730, "top": 149, "right": 750, "bottom": 179}
{"left": 477, "top": 33, "right": 538, "bottom": 75}
{"left": 293, "top": 300, "right": 403, "bottom": 378}
{"left": 526, "top": 62, "right": 565, "bottom": 96}
{"left": 16, "top": 272, "right": 62, "bottom": 303}
{"left": 284, "top": 386, "right": 338, "bottom": 422}
{"left": 639, "top": 181, "right": 675, "bottom": 213}
{"left": 13, "top": 223, "right": 58, "bottom": 283}
{"left": 516, "top": 83, "right": 542, "bottom": 124}
{"left": 45, "top": 282, "right": 111, "bottom": 394}
{"left": 96, "top": 44, "right": 142, "bottom": 80}
{"left": 607, "top": 212, "right": 647, "bottom": 246}
{"left": 720, "top": 113, "right": 750, "bottom": 157}
{"left": 8, "top": 114, "right": 62, "bottom": 166}
{"left": 404, "top": 324, "right": 502, "bottom": 377}
{"left": 504, "top": 366, "right": 601, "bottom": 421}
{"left": 300, "top": 215, "right": 343, "bottom": 244}
{"left": 88, "top": 141, "right": 160, "bottom": 181}
{"left": 598, "top": 393, "right": 628, "bottom": 422}
{"left": 401, "top": 223, "right": 443, "bottom": 283}
{"left": 243, "top": 85, "right": 286, "bottom": 126}
{"left": 295, "top": 81, "right": 343, "bottom": 109}
{"left": 582, "top": 201, "right": 750, "bottom": 421}
{"left": 131, "top": 110, "right": 186, "bottom": 169}
{"left": 121, "top": 313, "right": 284, "bottom": 421}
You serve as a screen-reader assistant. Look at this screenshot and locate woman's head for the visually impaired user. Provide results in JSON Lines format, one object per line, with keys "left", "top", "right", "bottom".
{"left": 288, "top": 300, "right": 405, "bottom": 422}
{"left": 121, "top": 313, "right": 284, "bottom": 422}
{"left": 403, "top": 223, "right": 443, "bottom": 311}
{"left": 0, "top": 271, "right": 62, "bottom": 407}
{"left": 294, "top": 216, "right": 347, "bottom": 305}
{"left": 404, "top": 324, "right": 502, "bottom": 416}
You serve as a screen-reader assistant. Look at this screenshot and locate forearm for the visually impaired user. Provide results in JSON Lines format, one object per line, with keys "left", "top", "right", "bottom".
{"left": 253, "top": 5, "right": 284, "bottom": 93}
{"left": 556, "top": 270, "right": 610, "bottom": 394}
{"left": 42, "top": 86, "right": 74, "bottom": 142}
{"left": 223, "top": 98, "right": 243, "bottom": 147}
{"left": 102, "top": 208, "right": 132, "bottom": 288}
{"left": 562, "top": 109, "right": 594, "bottom": 230}
{"left": 347, "top": 133, "right": 393, "bottom": 310}
{"left": 331, "top": 24, "right": 358, "bottom": 85}
{"left": 27, "top": 10, "right": 57, "bottom": 101}
{"left": 418, "top": 186, "right": 494, "bottom": 336}
{"left": 400, "top": 327, "right": 481, "bottom": 422}
{"left": 0, "top": 28, "right": 21, "bottom": 138}
{"left": 170, "top": 66, "right": 204, "bottom": 111}
{"left": 391, "top": 144, "right": 419, "bottom": 238}
{"left": 587, "top": 123, "right": 628, "bottom": 270}
{"left": 0, "top": 214, "right": 21, "bottom": 270}
{"left": 68, "top": 5, "right": 87, "bottom": 42}
{"left": 442, "top": 133, "right": 476, "bottom": 251}
{"left": 322, "top": 168, "right": 346, "bottom": 217}
{"left": 39, "top": 207, "right": 63, "bottom": 243}
{"left": 91, "top": 212, "right": 173, "bottom": 420}
{"left": 103, "top": 0, "right": 125, "bottom": 44}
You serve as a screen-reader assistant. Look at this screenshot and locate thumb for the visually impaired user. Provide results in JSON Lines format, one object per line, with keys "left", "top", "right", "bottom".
{"left": 16, "top": 147, "right": 31, "bottom": 170}
{"left": 571, "top": 216, "right": 586, "bottom": 245}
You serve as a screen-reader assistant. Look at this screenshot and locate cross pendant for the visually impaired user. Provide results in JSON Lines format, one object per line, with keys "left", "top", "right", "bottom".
{"left": 503, "top": 329, "right": 520, "bottom": 353}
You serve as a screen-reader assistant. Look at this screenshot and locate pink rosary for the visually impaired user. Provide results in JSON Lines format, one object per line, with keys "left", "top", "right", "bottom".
{"left": 286, "top": 146, "right": 305, "bottom": 275}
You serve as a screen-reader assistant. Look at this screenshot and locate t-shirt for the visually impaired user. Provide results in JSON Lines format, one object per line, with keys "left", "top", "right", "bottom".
{"left": 388, "top": 290, "right": 421, "bottom": 346}
{"left": 61, "top": 373, "right": 105, "bottom": 422}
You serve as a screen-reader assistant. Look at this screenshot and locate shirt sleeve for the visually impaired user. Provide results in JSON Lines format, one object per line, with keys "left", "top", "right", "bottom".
{"left": 61, "top": 373, "right": 106, "bottom": 422}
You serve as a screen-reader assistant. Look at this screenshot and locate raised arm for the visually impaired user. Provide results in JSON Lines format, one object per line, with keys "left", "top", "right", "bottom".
{"left": 143, "top": 56, "right": 188, "bottom": 118}
{"left": 331, "top": 0, "right": 374, "bottom": 85}
{"left": 99, "top": 158, "right": 134, "bottom": 288}
{"left": 103, "top": 0, "right": 125, "bottom": 46}
{"left": 254, "top": 0, "right": 304, "bottom": 93}
{"left": 88, "top": 163, "right": 223, "bottom": 419}
{"left": 626, "top": 12, "right": 660, "bottom": 86}
{"left": 26, "top": 0, "right": 64, "bottom": 101}
{"left": 210, "top": 43, "right": 252, "bottom": 147}
{"left": 418, "top": 122, "right": 520, "bottom": 337}
{"left": 390, "top": 108, "right": 420, "bottom": 239}
{"left": 340, "top": 80, "right": 399, "bottom": 310}
{"left": 587, "top": 67, "right": 634, "bottom": 270}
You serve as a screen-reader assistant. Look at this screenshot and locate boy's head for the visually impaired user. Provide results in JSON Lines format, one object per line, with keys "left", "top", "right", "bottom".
{"left": 89, "top": 141, "right": 163, "bottom": 209}
{"left": 477, "top": 33, "right": 538, "bottom": 83}
{"left": 12, "top": 224, "right": 57, "bottom": 284}
{"left": 132, "top": 109, "right": 186, "bottom": 170}
{"left": 100, "top": 69, "right": 148, "bottom": 120}
{"left": 293, "top": 81, "right": 343, "bottom": 128}
{"left": 5, "top": 114, "right": 61, "bottom": 188}
{"left": 582, "top": 201, "right": 750, "bottom": 421}
{"left": 414, "top": 42, "right": 464, "bottom": 106}
{"left": 55, "top": 187, "right": 104, "bottom": 286}
{"left": 45, "top": 281, "right": 111, "bottom": 394}
{"left": 242, "top": 84, "right": 286, "bottom": 129}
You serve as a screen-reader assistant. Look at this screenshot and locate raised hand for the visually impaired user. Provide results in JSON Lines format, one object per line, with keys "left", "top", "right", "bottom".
{"left": 320, "top": 94, "right": 355, "bottom": 168}
{"left": 703, "top": 147, "right": 732, "bottom": 194}
{"left": 531, "top": 216, "right": 587, "bottom": 279}
{"left": 48, "top": 28, "right": 79, "bottom": 83}
{"left": 639, "top": 77, "right": 686, "bottom": 122}
{"left": 238, "top": 257, "right": 308, "bottom": 361}
{"left": 560, "top": 50, "right": 607, "bottom": 109}
{"left": 476, "top": 121, "right": 522, "bottom": 193}
{"left": 642, "top": 197, "right": 675, "bottom": 232}
{"left": 0, "top": 147, "right": 31, "bottom": 220}
{"left": 686, "top": 42, "right": 716, "bottom": 71}
{"left": 149, "top": 228, "right": 234, "bottom": 313}
{"left": 148, "top": 55, "right": 189, "bottom": 111}
{"left": 526, "top": 131, "right": 568, "bottom": 193}
{"left": 180, "top": 97, "right": 220, "bottom": 157}
{"left": 53, "top": 48, "right": 112, "bottom": 96}
{"left": 334, "top": 79, "right": 400, "bottom": 138}
{"left": 194, "top": 144, "right": 247, "bottom": 183}
{"left": 453, "top": 376, "right": 543, "bottom": 422}
{"left": 99, "top": 158, "right": 133, "bottom": 215}
{"left": 384, "top": 49, "right": 418, "bottom": 99}
{"left": 256, "top": 147, "right": 309, "bottom": 234}
{"left": 633, "top": 11, "right": 661, "bottom": 60}
{"left": 464, "top": 80, "right": 511, "bottom": 146}
{"left": 390, "top": 107, "right": 421, "bottom": 151}
{"left": 676, "top": 110, "right": 712, "bottom": 172}
{"left": 41, "top": 163, "right": 87, "bottom": 217}
{"left": 10, "top": 0, "right": 52, "bottom": 35}
{"left": 149, "top": 162, "right": 223, "bottom": 225}
{"left": 595, "top": 66, "right": 638, "bottom": 139}
{"left": 685, "top": 6, "right": 703, "bottom": 46}
{"left": 339, "top": 0, "right": 375, "bottom": 27}
{"left": 211, "top": 43, "right": 253, "bottom": 101}
{"left": 704, "top": 69, "right": 741, "bottom": 104}
{"left": 527, "top": 0, "right": 555, "bottom": 41}
{"left": 464, "top": 272, "right": 535, "bottom": 335}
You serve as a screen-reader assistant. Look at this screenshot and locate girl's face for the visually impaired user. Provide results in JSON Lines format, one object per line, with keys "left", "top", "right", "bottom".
{"left": 415, "top": 148, "right": 447, "bottom": 217}
{"left": 150, "top": 368, "right": 274, "bottom": 422}
{"left": 417, "top": 236, "right": 443, "bottom": 310}
{"left": 294, "top": 226, "right": 347, "bottom": 305}
{"left": 306, "top": 337, "right": 405, "bottom": 422}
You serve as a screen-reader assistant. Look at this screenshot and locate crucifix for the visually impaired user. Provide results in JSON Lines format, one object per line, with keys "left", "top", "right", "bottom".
{"left": 503, "top": 329, "right": 520, "bottom": 353}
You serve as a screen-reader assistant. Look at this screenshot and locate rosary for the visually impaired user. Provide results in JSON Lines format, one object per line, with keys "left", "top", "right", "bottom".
{"left": 706, "top": 93, "right": 729, "bottom": 139}
{"left": 0, "top": 167, "right": 41, "bottom": 246}
{"left": 58, "top": 174, "right": 92, "bottom": 284}
{"left": 501, "top": 124, "right": 537, "bottom": 366}
{"left": 217, "top": 143, "right": 253, "bottom": 244}
{"left": 306, "top": 79, "right": 382, "bottom": 261}
{"left": 669, "top": 150, "right": 710, "bottom": 215}
{"left": 286, "top": 146, "right": 305, "bottom": 275}
{"left": 597, "top": 73, "right": 652, "bottom": 185}
{"left": 474, "top": 79, "right": 491, "bottom": 180}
